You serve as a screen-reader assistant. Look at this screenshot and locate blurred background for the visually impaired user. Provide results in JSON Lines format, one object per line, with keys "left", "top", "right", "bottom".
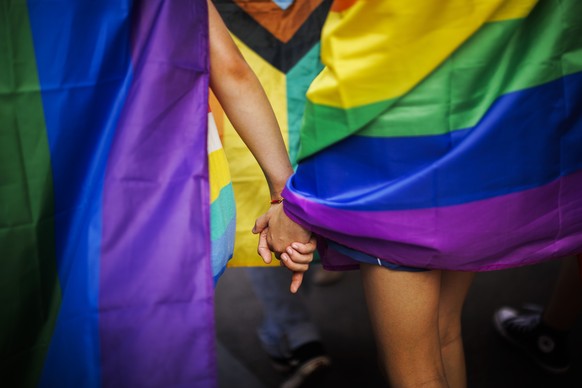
{"left": 216, "top": 259, "right": 582, "bottom": 388}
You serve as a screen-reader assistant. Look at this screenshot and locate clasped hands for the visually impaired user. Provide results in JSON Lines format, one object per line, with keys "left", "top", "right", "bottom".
{"left": 253, "top": 203, "right": 316, "bottom": 293}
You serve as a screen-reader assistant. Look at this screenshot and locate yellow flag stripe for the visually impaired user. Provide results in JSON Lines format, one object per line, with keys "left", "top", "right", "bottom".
{"left": 208, "top": 112, "right": 231, "bottom": 203}
{"left": 308, "top": 0, "right": 537, "bottom": 108}
{"left": 224, "top": 36, "right": 287, "bottom": 266}
{"left": 208, "top": 148, "right": 231, "bottom": 203}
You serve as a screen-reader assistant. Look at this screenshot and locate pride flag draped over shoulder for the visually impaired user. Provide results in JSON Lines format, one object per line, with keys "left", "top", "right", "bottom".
{"left": 1, "top": 1, "right": 225, "bottom": 386}
{"left": 283, "top": 0, "right": 582, "bottom": 271}
{"left": 212, "top": 0, "right": 331, "bottom": 266}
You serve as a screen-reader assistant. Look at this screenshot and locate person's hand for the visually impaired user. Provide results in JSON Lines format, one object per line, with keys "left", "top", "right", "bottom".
{"left": 280, "top": 237, "right": 317, "bottom": 293}
{"left": 254, "top": 203, "right": 311, "bottom": 254}
{"left": 256, "top": 232, "right": 316, "bottom": 293}
{"left": 253, "top": 204, "right": 316, "bottom": 292}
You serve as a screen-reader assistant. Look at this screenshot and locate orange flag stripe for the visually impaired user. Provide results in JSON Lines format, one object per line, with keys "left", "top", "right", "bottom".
{"left": 233, "top": 0, "right": 323, "bottom": 43}
{"left": 331, "top": 0, "right": 356, "bottom": 12}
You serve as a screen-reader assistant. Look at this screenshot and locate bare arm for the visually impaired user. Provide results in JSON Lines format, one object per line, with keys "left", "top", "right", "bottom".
{"left": 207, "top": 0, "right": 314, "bottom": 291}
{"left": 208, "top": 0, "right": 292, "bottom": 200}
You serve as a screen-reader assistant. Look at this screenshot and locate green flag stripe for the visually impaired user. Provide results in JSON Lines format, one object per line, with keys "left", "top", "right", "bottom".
{"left": 286, "top": 43, "right": 324, "bottom": 165}
{"left": 299, "top": 1, "right": 582, "bottom": 159}
{"left": 0, "top": 3, "right": 61, "bottom": 386}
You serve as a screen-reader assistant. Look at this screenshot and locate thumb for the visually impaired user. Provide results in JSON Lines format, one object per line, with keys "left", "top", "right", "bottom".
{"left": 257, "top": 229, "right": 273, "bottom": 264}
{"left": 252, "top": 213, "right": 269, "bottom": 234}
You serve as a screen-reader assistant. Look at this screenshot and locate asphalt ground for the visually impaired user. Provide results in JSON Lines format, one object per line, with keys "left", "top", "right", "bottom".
{"left": 216, "top": 259, "right": 582, "bottom": 387}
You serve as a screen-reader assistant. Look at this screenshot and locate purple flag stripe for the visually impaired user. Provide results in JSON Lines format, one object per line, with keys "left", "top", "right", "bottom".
{"left": 100, "top": 1, "right": 214, "bottom": 387}
{"left": 283, "top": 170, "right": 582, "bottom": 272}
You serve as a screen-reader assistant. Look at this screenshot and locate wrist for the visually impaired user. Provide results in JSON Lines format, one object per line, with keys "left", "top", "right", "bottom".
{"left": 269, "top": 182, "right": 288, "bottom": 202}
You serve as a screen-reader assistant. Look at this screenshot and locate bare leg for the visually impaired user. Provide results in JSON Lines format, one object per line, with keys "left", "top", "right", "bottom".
{"left": 438, "top": 271, "right": 475, "bottom": 388}
{"left": 360, "top": 264, "right": 448, "bottom": 387}
{"left": 542, "top": 256, "right": 582, "bottom": 330}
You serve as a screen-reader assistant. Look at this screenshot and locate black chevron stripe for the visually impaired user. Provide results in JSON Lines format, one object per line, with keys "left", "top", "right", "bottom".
{"left": 213, "top": 0, "right": 332, "bottom": 73}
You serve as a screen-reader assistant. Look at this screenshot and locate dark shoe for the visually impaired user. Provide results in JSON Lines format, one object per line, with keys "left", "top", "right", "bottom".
{"left": 268, "top": 355, "right": 294, "bottom": 374}
{"left": 493, "top": 305, "right": 571, "bottom": 374}
{"left": 276, "top": 342, "right": 331, "bottom": 388}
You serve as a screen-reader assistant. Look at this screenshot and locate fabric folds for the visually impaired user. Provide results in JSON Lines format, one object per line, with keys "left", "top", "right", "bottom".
{"left": 284, "top": 0, "right": 582, "bottom": 271}
{"left": 1, "top": 1, "right": 220, "bottom": 386}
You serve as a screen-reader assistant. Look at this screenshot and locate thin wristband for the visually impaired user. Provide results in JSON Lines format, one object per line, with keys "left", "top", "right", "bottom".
{"left": 270, "top": 197, "right": 284, "bottom": 205}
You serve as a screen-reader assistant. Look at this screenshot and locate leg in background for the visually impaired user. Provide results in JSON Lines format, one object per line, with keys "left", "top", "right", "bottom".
{"left": 246, "top": 267, "right": 331, "bottom": 387}
{"left": 246, "top": 267, "right": 319, "bottom": 358}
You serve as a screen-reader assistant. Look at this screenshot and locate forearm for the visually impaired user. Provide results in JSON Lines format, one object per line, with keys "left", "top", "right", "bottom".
{"left": 208, "top": 1, "right": 314, "bottom": 289}
{"left": 208, "top": 0, "right": 293, "bottom": 198}
{"left": 211, "top": 71, "right": 292, "bottom": 197}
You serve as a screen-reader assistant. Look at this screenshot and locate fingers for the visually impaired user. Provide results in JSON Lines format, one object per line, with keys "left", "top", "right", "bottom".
{"left": 257, "top": 229, "right": 272, "bottom": 264}
{"left": 252, "top": 213, "right": 269, "bottom": 234}
{"left": 290, "top": 272, "right": 303, "bottom": 293}
{"left": 280, "top": 252, "right": 309, "bottom": 272}
{"left": 254, "top": 207, "right": 316, "bottom": 270}
{"left": 282, "top": 246, "right": 312, "bottom": 265}
{"left": 289, "top": 237, "right": 317, "bottom": 255}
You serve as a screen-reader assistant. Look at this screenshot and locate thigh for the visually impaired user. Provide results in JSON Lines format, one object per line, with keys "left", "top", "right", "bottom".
{"left": 360, "top": 264, "right": 447, "bottom": 386}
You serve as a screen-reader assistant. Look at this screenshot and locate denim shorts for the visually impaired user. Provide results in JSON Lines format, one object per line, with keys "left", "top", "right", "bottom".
{"left": 327, "top": 240, "right": 429, "bottom": 272}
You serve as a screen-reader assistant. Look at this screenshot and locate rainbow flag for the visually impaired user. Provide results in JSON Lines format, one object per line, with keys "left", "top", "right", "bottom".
{"left": 208, "top": 110, "right": 236, "bottom": 281}
{"left": 283, "top": 0, "right": 582, "bottom": 271}
{"left": 211, "top": 0, "right": 331, "bottom": 266}
{"left": 1, "top": 1, "right": 222, "bottom": 386}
